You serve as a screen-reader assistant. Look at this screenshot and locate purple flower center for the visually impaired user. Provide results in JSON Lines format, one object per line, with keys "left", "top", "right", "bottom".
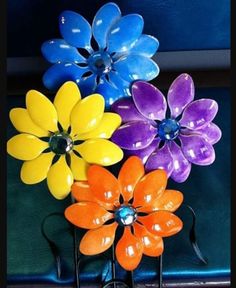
{"left": 87, "top": 51, "right": 112, "bottom": 76}
{"left": 114, "top": 204, "right": 137, "bottom": 226}
{"left": 158, "top": 118, "right": 180, "bottom": 141}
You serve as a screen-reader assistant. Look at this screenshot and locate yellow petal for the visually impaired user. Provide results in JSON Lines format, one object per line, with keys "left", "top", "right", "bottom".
{"left": 76, "top": 112, "right": 121, "bottom": 140}
{"left": 74, "top": 139, "right": 123, "bottom": 166}
{"left": 26, "top": 90, "right": 58, "bottom": 132}
{"left": 70, "top": 152, "right": 89, "bottom": 180}
{"left": 20, "top": 152, "right": 54, "bottom": 184}
{"left": 7, "top": 134, "right": 48, "bottom": 160}
{"left": 9, "top": 108, "right": 49, "bottom": 137}
{"left": 54, "top": 81, "right": 81, "bottom": 131}
{"left": 47, "top": 155, "right": 73, "bottom": 199}
{"left": 70, "top": 94, "right": 104, "bottom": 136}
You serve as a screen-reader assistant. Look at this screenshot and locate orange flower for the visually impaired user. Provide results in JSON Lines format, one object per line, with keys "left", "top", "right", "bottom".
{"left": 65, "top": 156, "right": 183, "bottom": 271}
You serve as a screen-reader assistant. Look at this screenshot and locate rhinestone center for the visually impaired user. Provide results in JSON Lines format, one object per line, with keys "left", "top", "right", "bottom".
{"left": 88, "top": 51, "right": 112, "bottom": 75}
{"left": 158, "top": 118, "right": 180, "bottom": 141}
{"left": 49, "top": 132, "right": 73, "bottom": 155}
{"left": 114, "top": 205, "right": 137, "bottom": 226}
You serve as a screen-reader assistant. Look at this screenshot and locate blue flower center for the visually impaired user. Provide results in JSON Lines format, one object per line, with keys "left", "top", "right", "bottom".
{"left": 49, "top": 132, "right": 73, "bottom": 154}
{"left": 158, "top": 118, "right": 180, "bottom": 141}
{"left": 88, "top": 51, "right": 112, "bottom": 76}
{"left": 114, "top": 205, "right": 137, "bottom": 226}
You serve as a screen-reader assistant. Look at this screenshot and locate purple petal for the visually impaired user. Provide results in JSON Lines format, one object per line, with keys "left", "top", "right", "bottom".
{"left": 167, "top": 73, "right": 194, "bottom": 118}
{"left": 111, "top": 121, "right": 157, "bottom": 150}
{"left": 179, "top": 134, "right": 215, "bottom": 166}
{"left": 145, "top": 142, "right": 174, "bottom": 177}
{"left": 197, "top": 122, "right": 222, "bottom": 145}
{"left": 132, "top": 81, "right": 167, "bottom": 121}
{"left": 169, "top": 141, "right": 191, "bottom": 183}
{"left": 180, "top": 99, "right": 218, "bottom": 130}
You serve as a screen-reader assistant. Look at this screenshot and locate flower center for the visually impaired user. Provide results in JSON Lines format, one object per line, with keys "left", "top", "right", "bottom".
{"left": 158, "top": 118, "right": 180, "bottom": 141}
{"left": 88, "top": 51, "right": 112, "bottom": 75}
{"left": 114, "top": 204, "right": 137, "bottom": 226}
{"left": 49, "top": 132, "right": 73, "bottom": 155}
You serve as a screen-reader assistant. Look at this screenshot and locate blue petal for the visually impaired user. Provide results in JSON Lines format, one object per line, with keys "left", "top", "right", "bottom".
{"left": 108, "top": 71, "right": 131, "bottom": 96}
{"left": 41, "top": 39, "right": 86, "bottom": 64}
{"left": 43, "top": 63, "right": 88, "bottom": 91}
{"left": 114, "top": 55, "right": 159, "bottom": 82}
{"left": 59, "top": 10, "right": 92, "bottom": 51}
{"left": 92, "top": 2, "right": 121, "bottom": 49}
{"left": 129, "top": 35, "right": 159, "bottom": 57}
{"left": 78, "top": 74, "right": 97, "bottom": 96}
{"left": 107, "top": 14, "right": 144, "bottom": 53}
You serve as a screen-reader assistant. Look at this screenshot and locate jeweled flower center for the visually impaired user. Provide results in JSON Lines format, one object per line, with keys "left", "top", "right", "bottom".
{"left": 158, "top": 118, "right": 180, "bottom": 140}
{"left": 114, "top": 204, "right": 137, "bottom": 226}
{"left": 49, "top": 132, "right": 73, "bottom": 155}
{"left": 88, "top": 51, "right": 112, "bottom": 75}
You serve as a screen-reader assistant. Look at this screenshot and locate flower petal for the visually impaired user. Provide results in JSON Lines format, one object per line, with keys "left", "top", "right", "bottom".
{"left": 114, "top": 55, "right": 159, "bottom": 82}
{"left": 133, "top": 222, "right": 163, "bottom": 257}
{"left": 197, "top": 122, "right": 222, "bottom": 145}
{"left": 41, "top": 39, "right": 86, "bottom": 64}
{"left": 115, "top": 227, "right": 143, "bottom": 271}
{"left": 108, "top": 71, "right": 131, "bottom": 96}
{"left": 133, "top": 170, "right": 167, "bottom": 207}
{"left": 54, "top": 81, "right": 81, "bottom": 130}
{"left": 139, "top": 211, "right": 183, "bottom": 237}
{"left": 7, "top": 134, "right": 48, "bottom": 161}
{"left": 20, "top": 152, "right": 54, "bottom": 184}
{"left": 78, "top": 74, "right": 97, "bottom": 96}
{"left": 92, "top": 2, "right": 121, "bottom": 49}
{"left": 111, "top": 121, "right": 157, "bottom": 150}
{"left": 179, "top": 99, "right": 218, "bottom": 130}
{"left": 118, "top": 156, "right": 145, "bottom": 202}
{"left": 9, "top": 108, "right": 49, "bottom": 137}
{"left": 70, "top": 152, "right": 89, "bottom": 181}
{"left": 26, "top": 90, "right": 58, "bottom": 132}
{"left": 107, "top": 14, "right": 144, "bottom": 53}
{"left": 167, "top": 73, "right": 195, "bottom": 118}
{"left": 47, "top": 155, "right": 74, "bottom": 199}
{"left": 129, "top": 34, "right": 159, "bottom": 57}
{"left": 80, "top": 222, "right": 118, "bottom": 255}
{"left": 64, "top": 202, "right": 113, "bottom": 229}
{"left": 70, "top": 94, "right": 104, "bottom": 136}
{"left": 59, "top": 10, "right": 92, "bottom": 50}
{"left": 75, "top": 139, "right": 123, "bottom": 166}
{"left": 132, "top": 81, "right": 167, "bottom": 121}
{"left": 179, "top": 134, "right": 215, "bottom": 165}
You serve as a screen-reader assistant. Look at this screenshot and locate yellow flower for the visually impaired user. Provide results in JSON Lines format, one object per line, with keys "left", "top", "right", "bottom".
{"left": 7, "top": 81, "right": 123, "bottom": 200}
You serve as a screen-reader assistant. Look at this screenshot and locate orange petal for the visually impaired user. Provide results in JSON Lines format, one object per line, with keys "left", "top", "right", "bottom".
{"left": 64, "top": 202, "right": 113, "bottom": 229}
{"left": 115, "top": 227, "right": 143, "bottom": 271}
{"left": 139, "top": 211, "right": 183, "bottom": 237}
{"left": 80, "top": 222, "right": 118, "bottom": 255}
{"left": 133, "top": 222, "right": 164, "bottom": 257}
{"left": 118, "top": 156, "right": 145, "bottom": 202}
{"left": 133, "top": 170, "right": 167, "bottom": 208}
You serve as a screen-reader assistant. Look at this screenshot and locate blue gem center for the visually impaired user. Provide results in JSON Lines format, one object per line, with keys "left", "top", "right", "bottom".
{"left": 49, "top": 132, "right": 73, "bottom": 155}
{"left": 158, "top": 118, "right": 180, "bottom": 141}
{"left": 114, "top": 205, "right": 137, "bottom": 226}
{"left": 88, "top": 51, "right": 112, "bottom": 75}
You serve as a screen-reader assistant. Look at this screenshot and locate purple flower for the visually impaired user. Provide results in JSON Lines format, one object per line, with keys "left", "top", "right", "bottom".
{"left": 111, "top": 73, "right": 222, "bottom": 183}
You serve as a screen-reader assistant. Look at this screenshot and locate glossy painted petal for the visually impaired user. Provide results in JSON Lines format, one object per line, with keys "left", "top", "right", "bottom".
{"left": 47, "top": 156, "right": 74, "bottom": 199}
{"left": 70, "top": 152, "right": 89, "bottom": 181}
{"left": 133, "top": 170, "right": 167, "bottom": 207}
{"left": 129, "top": 34, "right": 159, "bottom": 57}
{"left": 70, "top": 94, "right": 104, "bottom": 136}
{"left": 92, "top": 2, "right": 121, "bottom": 48}
{"left": 107, "top": 14, "right": 144, "bottom": 53}
{"left": 167, "top": 73, "right": 195, "bottom": 118}
{"left": 26, "top": 90, "right": 58, "bottom": 132}
{"left": 145, "top": 142, "right": 174, "bottom": 177}
{"left": 20, "top": 152, "right": 54, "bottom": 184}
{"left": 169, "top": 141, "right": 191, "bottom": 183}
{"left": 197, "top": 122, "right": 222, "bottom": 145}
{"left": 80, "top": 222, "right": 118, "bottom": 255}
{"left": 132, "top": 81, "right": 167, "bottom": 121}
{"left": 111, "top": 121, "right": 157, "bottom": 150}
{"left": 180, "top": 99, "right": 218, "bottom": 130}
{"left": 118, "top": 156, "right": 145, "bottom": 202}
{"left": 65, "top": 202, "right": 113, "bottom": 229}
{"left": 74, "top": 139, "right": 123, "bottom": 166}
{"left": 54, "top": 81, "right": 81, "bottom": 130}
{"left": 139, "top": 211, "right": 183, "bottom": 237}
{"left": 133, "top": 222, "right": 163, "bottom": 257}
{"left": 41, "top": 39, "right": 86, "bottom": 64}
{"left": 9, "top": 108, "right": 49, "bottom": 137}
{"left": 114, "top": 55, "right": 159, "bottom": 82}
{"left": 78, "top": 74, "right": 97, "bottom": 96}
{"left": 115, "top": 227, "right": 143, "bottom": 271}
{"left": 7, "top": 134, "right": 48, "bottom": 161}
{"left": 179, "top": 134, "right": 215, "bottom": 165}
{"left": 59, "top": 10, "right": 92, "bottom": 50}
{"left": 108, "top": 71, "right": 131, "bottom": 96}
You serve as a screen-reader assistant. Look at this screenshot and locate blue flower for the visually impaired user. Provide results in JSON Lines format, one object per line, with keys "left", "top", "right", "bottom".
{"left": 41, "top": 2, "right": 159, "bottom": 108}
